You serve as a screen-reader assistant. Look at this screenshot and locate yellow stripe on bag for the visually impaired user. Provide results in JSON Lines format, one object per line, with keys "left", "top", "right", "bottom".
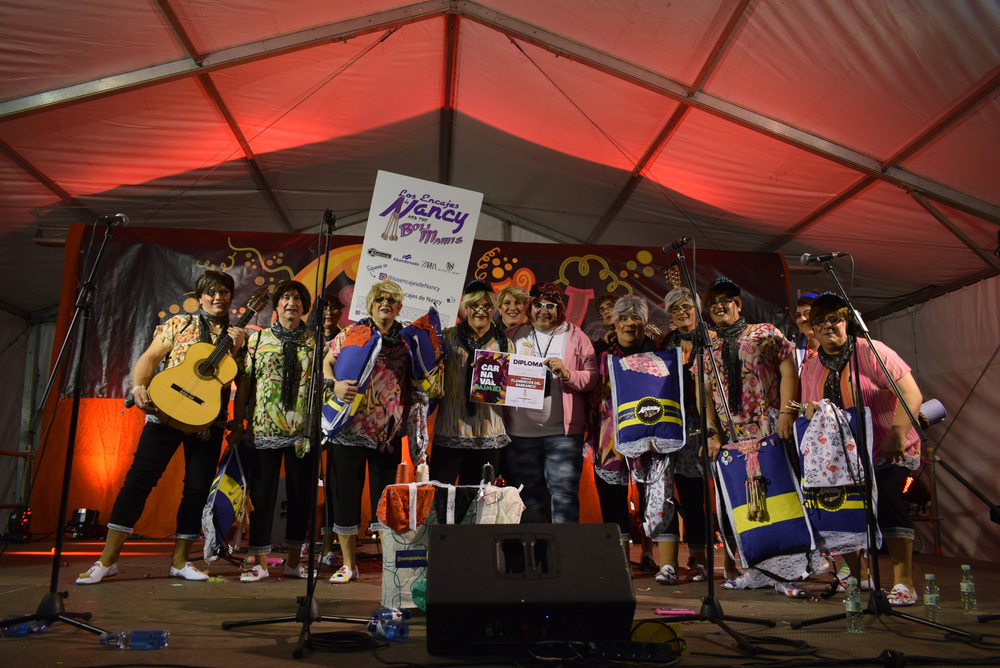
{"left": 619, "top": 398, "right": 682, "bottom": 412}
{"left": 732, "top": 492, "right": 806, "bottom": 532}
{"left": 218, "top": 475, "right": 244, "bottom": 504}
{"left": 617, "top": 399, "right": 683, "bottom": 430}
{"left": 802, "top": 498, "right": 866, "bottom": 510}
{"left": 618, "top": 415, "right": 683, "bottom": 430}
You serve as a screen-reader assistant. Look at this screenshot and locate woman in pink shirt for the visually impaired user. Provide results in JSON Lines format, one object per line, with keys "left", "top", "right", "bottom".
{"left": 800, "top": 292, "right": 923, "bottom": 606}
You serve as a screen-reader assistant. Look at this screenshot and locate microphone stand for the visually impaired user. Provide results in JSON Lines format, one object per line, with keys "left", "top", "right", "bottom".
{"left": 221, "top": 210, "right": 359, "bottom": 657}
{"left": 0, "top": 219, "right": 118, "bottom": 637}
{"left": 653, "top": 244, "right": 774, "bottom": 656}
{"left": 789, "top": 259, "right": 981, "bottom": 641}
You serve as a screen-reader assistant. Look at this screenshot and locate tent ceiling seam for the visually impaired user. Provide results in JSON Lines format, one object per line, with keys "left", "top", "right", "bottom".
{"left": 0, "top": 139, "right": 96, "bottom": 224}
{"left": 910, "top": 191, "right": 1000, "bottom": 273}
{"left": 438, "top": 13, "right": 460, "bottom": 186}
{"left": 153, "top": 0, "right": 205, "bottom": 65}
{"left": 760, "top": 176, "right": 877, "bottom": 252}
{"left": 882, "top": 66, "right": 1000, "bottom": 169}
{"left": 587, "top": 0, "right": 750, "bottom": 246}
{"left": 197, "top": 75, "right": 294, "bottom": 232}
{"left": 0, "top": 0, "right": 452, "bottom": 120}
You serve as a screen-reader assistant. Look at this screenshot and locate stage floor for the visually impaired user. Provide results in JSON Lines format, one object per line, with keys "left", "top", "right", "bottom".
{"left": 1, "top": 537, "right": 998, "bottom": 667}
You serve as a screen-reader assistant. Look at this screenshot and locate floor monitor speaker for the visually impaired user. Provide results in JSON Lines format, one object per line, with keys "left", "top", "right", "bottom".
{"left": 426, "top": 523, "right": 635, "bottom": 656}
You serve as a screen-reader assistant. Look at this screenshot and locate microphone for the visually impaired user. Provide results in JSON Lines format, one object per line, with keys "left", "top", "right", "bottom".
{"left": 661, "top": 236, "right": 692, "bottom": 253}
{"left": 800, "top": 251, "right": 847, "bottom": 265}
{"left": 96, "top": 213, "right": 129, "bottom": 227}
{"left": 323, "top": 209, "right": 337, "bottom": 230}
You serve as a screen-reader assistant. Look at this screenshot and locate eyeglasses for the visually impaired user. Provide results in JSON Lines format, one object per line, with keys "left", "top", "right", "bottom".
{"left": 668, "top": 304, "right": 695, "bottom": 315}
{"left": 533, "top": 302, "right": 558, "bottom": 311}
{"left": 706, "top": 296, "right": 736, "bottom": 309}
{"left": 811, "top": 315, "right": 846, "bottom": 328}
{"left": 204, "top": 289, "right": 231, "bottom": 298}
{"left": 597, "top": 303, "right": 616, "bottom": 315}
{"left": 468, "top": 304, "right": 492, "bottom": 314}
{"left": 373, "top": 296, "right": 398, "bottom": 305}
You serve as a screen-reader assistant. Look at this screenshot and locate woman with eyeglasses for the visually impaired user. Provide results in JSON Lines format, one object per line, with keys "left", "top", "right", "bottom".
{"left": 77, "top": 270, "right": 247, "bottom": 585}
{"left": 322, "top": 292, "right": 344, "bottom": 340}
{"left": 322, "top": 280, "right": 411, "bottom": 583}
{"left": 701, "top": 277, "right": 818, "bottom": 596}
{"left": 648, "top": 287, "right": 711, "bottom": 585}
{"left": 799, "top": 292, "right": 922, "bottom": 606}
{"left": 309, "top": 291, "right": 345, "bottom": 566}
{"left": 430, "top": 280, "right": 512, "bottom": 485}
{"left": 505, "top": 282, "right": 599, "bottom": 523}
{"left": 591, "top": 293, "right": 620, "bottom": 355}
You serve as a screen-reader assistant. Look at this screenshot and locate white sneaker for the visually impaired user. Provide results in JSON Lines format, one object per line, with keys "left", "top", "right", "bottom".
{"left": 283, "top": 564, "right": 319, "bottom": 579}
{"left": 654, "top": 565, "right": 678, "bottom": 585}
{"left": 328, "top": 565, "right": 358, "bottom": 583}
{"left": 170, "top": 562, "right": 209, "bottom": 581}
{"left": 240, "top": 565, "right": 269, "bottom": 582}
{"left": 76, "top": 561, "right": 117, "bottom": 585}
{"left": 320, "top": 551, "right": 339, "bottom": 567}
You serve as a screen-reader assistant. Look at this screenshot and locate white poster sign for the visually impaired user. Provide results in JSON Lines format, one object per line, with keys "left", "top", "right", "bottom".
{"left": 352, "top": 170, "right": 482, "bottom": 326}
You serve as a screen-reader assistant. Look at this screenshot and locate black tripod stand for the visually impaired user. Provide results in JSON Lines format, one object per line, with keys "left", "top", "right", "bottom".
{"left": 653, "top": 243, "right": 774, "bottom": 655}
{"left": 789, "top": 258, "right": 981, "bottom": 642}
{"left": 220, "top": 210, "right": 363, "bottom": 657}
{"left": 0, "top": 218, "right": 123, "bottom": 637}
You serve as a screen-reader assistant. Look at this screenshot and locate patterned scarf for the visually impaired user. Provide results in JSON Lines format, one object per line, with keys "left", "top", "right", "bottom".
{"left": 271, "top": 321, "right": 306, "bottom": 411}
{"left": 663, "top": 328, "right": 695, "bottom": 350}
{"left": 197, "top": 308, "right": 229, "bottom": 344}
{"left": 457, "top": 320, "right": 509, "bottom": 415}
{"left": 714, "top": 317, "right": 747, "bottom": 416}
{"left": 819, "top": 339, "right": 854, "bottom": 409}
{"left": 358, "top": 317, "right": 403, "bottom": 348}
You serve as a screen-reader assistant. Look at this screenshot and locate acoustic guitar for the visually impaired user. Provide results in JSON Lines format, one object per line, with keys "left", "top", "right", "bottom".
{"left": 148, "top": 289, "right": 269, "bottom": 432}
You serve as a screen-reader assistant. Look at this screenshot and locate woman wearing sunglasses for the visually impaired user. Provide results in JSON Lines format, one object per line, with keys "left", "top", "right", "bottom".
{"left": 322, "top": 280, "right": 411, "bottom": 584}
{"left": 504, "top": 282, "right": 598, "bottom": 524}
{"left": 430, "top": 280, "right": 512, "bottom": 485}
{"left": 701, "top": 277, "right": 818, "bottom": 597}
{"left": 799, "top": 292, "right": 922, "bottom": 606}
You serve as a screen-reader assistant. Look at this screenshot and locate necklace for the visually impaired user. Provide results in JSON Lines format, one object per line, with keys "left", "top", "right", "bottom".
{"left": 531, "top": 326, "right": 555, "bottom": 359}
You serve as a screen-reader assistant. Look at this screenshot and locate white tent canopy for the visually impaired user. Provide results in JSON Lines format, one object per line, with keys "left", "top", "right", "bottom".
{"left": 1, "top": 0, "right": 999, "bottom": 318}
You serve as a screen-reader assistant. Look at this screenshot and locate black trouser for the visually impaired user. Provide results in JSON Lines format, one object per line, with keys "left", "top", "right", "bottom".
{"left": 108, "top": 420, "right": 223, "bottom": 540}
{"left": 325, "top": 437, "right": 401, "bottom": 534}
{"left": 594, "top": 474, "right": 630, "bottom": 539}
{"left": 246, "top": 446, "right": 313, "bottom": 554}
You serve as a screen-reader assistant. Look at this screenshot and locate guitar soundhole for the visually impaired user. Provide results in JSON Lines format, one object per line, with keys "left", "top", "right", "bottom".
{"left": 196, "top": 360, "right": 218, "bottom": 380}
{"left": 170, "top": 384, "right": 205, "bottom": 406}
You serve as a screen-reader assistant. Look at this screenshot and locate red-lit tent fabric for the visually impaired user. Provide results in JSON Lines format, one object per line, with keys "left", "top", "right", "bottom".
{"left": 2, "top": 1, "right": 999, "bottom": 558}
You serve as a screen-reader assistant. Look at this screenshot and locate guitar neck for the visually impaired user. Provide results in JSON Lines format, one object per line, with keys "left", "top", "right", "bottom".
{"left": 204, "top": 302, "right": 259, "bottom": 367}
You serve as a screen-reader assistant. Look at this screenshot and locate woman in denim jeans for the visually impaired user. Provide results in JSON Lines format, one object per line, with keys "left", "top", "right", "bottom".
{"left": 504, "top": 282, "right": 598, "bottom": 523}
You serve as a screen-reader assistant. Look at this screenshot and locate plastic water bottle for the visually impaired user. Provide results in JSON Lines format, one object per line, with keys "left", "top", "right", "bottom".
{"left": 923, "top": 574, "right": 942, "bottom": 623}
{"left": 1, "top": 616, "right": 40, "bottom": 637}
{"left": 100, "top": 629, "right": 170, "bottom": 649}
{"left": 370, "top": 607, "right": 411, "bottom": 623}
{"left": 844, "top": 577, "right": 864, "bottom": 633}
{"left": 367, "top": 619, "right": 408, "bottom": 642}
{"left": 960, "top": 564, "right": 977, "bottom": 612}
